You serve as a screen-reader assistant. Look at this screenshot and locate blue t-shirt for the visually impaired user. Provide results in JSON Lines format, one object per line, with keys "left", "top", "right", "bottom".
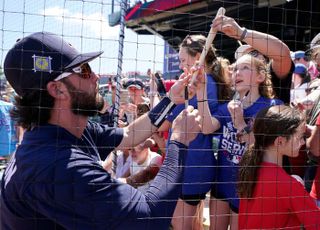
{"left": 0, "top": 100, "right": 17, "bottom": 156}
{"left": 213, "top": 96, "right": 283, "bottom": 210}
{"left": 1, "top": 121, "right": 188, "bottom": 230}
{"left": 166, "top": 74, "right": 219, "bottom": 195}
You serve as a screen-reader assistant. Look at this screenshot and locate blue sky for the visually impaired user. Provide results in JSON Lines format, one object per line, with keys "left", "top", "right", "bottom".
{"left": 0, "top": 0, "right": 165, "bottom": 75}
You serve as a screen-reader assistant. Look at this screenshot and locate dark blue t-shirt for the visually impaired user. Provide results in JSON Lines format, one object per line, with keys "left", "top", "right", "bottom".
{"left": 1, "top": 121, "right": 187, "bottom": 230}
{"left": 213, "top": 96, "right": 283, "bottom": 210}
{"left": 166, "top": 74, "right": 219, "bottom": 195}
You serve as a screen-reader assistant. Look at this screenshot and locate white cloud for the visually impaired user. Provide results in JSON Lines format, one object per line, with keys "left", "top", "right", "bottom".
{"left": 42, "top": 6, "right": 69, "bottom": 17}
{"left": 41, "top": 6, "right": 119, "bottom": 39}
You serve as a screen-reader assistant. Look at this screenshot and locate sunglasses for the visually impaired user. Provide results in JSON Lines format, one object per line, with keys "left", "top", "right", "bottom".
{"left": 247, "top": 49, "right": 260, "bottom": 57}
{"left": 182, "top": 35, "right": 203, "bottom": 51}
{"left": 54, "top": 63, "right": 93, "bottom": 81}
{"left": 248, "top": 50, "right": 269, "bottom": 63}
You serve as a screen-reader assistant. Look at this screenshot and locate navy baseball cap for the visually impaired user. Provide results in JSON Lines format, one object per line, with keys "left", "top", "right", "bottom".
{"left": 4, "top": 32, "right": 103, "bottom": 96}
{"left": 126, "top": 79, "right": 145, "bottom": 90}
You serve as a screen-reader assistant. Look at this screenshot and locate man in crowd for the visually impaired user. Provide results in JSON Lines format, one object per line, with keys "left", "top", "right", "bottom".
{"left": 126, "top": 78, "right": 149, "bottom": 105}
{"left": 0, "top": 32, "right": 201, "bottom": 230}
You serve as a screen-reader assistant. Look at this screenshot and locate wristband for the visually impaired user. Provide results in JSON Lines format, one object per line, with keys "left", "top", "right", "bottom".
{"left": 148, "top": 96, "right": 176, "bottom": 127}
{"left": 239, "top": 27, "right": 248, "bottom": 41}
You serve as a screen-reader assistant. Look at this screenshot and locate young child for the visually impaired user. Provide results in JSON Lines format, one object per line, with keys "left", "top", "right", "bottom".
{"left": 128, "top": 139, "right": 163, "bottom": 191}
{"left": 197, "top": 54, "right": 283, "bottom": 229}
{"left": 238, "top": 105, "right": 320, "bottom": 229}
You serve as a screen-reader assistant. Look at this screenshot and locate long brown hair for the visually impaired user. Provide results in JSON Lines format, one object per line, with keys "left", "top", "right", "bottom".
{"left": 238, "top": 105, "right": 304, "bottom": 198}
{"left": 10, "top": 90, "right": 54, "bottom": 130}
{"left": 180, "top": 34, "right": 232, "bottom": 101}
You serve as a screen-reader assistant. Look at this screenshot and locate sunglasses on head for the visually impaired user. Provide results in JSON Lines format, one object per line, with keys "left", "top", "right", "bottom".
{"left": 54, "top": 63, "right": 93, "bottom": 81}
{"left": 248, "top": 49, "right": 260, "bottom": 57}
{"left": 183, "top": 35, "right": 203, "bottom": 50}
{"left": 247, "top": 50, "right": 269, "bottom": 63}
{"left": 185, "top": 35, "right": 195, "bottom": 45}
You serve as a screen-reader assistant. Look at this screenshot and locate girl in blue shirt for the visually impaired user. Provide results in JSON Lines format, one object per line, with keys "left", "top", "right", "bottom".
{"left": 196, "top": 54, "right": 283, "bottom": 229}
{"left": 159, "top": 34, "right": 232, "bottom": 230}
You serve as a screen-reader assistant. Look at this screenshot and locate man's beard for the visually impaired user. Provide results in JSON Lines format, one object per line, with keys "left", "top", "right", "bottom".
{"left": 63, "top": 79, "right": 104, "bottom": 117}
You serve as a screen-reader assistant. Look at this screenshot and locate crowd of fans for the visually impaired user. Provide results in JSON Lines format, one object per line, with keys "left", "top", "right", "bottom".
{"left": 1, "top": 13, "right": 320, "bottom": 230}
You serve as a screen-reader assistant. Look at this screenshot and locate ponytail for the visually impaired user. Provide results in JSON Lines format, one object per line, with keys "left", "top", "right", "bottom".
{"left": 238, "top": 144, "right": 264, "bottom": 198}
{"left": 238, "top": 105, "right": 305, "bottom": 198}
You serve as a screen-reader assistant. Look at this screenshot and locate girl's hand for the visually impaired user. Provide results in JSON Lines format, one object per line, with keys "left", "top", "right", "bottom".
{"left": 227, "top": 100, "right": 245, "bottom": 129}
{"left": 189, "top": 64, "right": 206, "bottom": 94}
{"left": 211, "top": 15, "right": 244, "bottom": 40}
{"left": 169, "top": 68, "right": 191, "bottom": 104}
{"left": 169, "top": 65, "right": 205, "bottom": 103}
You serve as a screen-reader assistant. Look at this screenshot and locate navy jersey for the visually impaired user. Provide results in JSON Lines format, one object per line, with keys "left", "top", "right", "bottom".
{"left": 1, "top": 121, "right": 187, "bottom": 230}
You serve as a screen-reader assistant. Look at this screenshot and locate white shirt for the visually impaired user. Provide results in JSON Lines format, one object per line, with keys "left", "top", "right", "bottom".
{"left": 115, "top": 151, "right": 132, "bottom": 178}
{"left": 290, "top": 82, "right": 309, "bottom": 104}
{"left": 130, "top": 151, "right": 162, "bottom": 191}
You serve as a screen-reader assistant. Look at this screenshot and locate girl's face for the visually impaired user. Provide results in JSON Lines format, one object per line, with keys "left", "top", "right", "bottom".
{"left": 178, "top": 47, "right": 198, "bottom": 71}
{"left": 232, "top": 56, "right": 263, "bottom": 94}
{"left": 282, "top": 122, "right": 306, "bottom": 158}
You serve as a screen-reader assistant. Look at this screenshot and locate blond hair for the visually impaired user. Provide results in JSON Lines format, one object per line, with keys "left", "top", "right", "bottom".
{"left": 242, "top": 54, "right": 275, "bottom": 99}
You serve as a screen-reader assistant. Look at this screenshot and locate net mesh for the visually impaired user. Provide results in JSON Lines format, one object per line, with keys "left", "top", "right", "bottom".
{"left": 0, "top": 0, "right": 320, "bottom": 229}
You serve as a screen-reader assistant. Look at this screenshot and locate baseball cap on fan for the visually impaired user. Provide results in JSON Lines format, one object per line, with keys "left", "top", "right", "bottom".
{"left": 126, "top": 79, "right": 145, "bottom": 90}
{"left": 4, "top": 32, "right": 103, "bottom": 97}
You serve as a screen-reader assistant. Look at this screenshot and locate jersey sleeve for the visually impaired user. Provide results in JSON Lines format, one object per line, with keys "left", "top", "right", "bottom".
{"left": 87, "top": 121, "right": 124, "bottom": 159}
{"left": 166, "top": 104, "right": 184, "bottom": 123}
{"left": 25, "top": 141, "right": 187, "bottom": 230}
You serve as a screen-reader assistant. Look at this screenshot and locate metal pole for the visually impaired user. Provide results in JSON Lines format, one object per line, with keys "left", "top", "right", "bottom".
{"left": 111, "top": 0, "right": 128, "bottom": 176}
{"left": 113, "top": 0, "right": 127, "bottom": 127}
{"left": 111, "top": 0, "right": 114, "bottom": 13}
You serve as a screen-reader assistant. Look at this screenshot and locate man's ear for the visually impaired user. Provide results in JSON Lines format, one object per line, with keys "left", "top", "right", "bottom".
{"left": 47, "top": 81, "right": 67, "bottom": 99}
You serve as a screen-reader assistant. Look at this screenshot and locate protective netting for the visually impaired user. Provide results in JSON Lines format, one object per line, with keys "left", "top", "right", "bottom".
{"left": 0, "top": 0, "right": 320, "bottom": 229}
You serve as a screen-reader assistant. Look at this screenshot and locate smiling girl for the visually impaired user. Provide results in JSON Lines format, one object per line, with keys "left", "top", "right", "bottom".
{"left": 161, "top": 34, "right": 232, "bottom": 230}
{"left": 197, "top": 54, "right": 283, "bottom": 229}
